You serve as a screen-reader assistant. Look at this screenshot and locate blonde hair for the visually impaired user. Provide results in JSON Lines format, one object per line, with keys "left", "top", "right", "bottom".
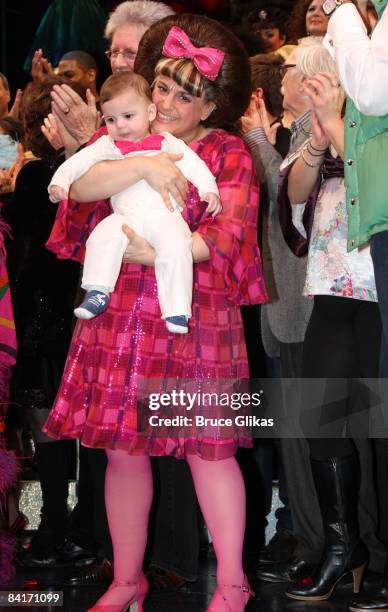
{"left": 105, "top": 1, "right": 174, "bottom": 40}
{"left": 275, "top": 44, "right": 297, "bottom": 61}
{"left": 298, "top": 35, "right": 324, "bottom": 47}
{"left": 154, "top": 57, "right": 205, "bottom": 97}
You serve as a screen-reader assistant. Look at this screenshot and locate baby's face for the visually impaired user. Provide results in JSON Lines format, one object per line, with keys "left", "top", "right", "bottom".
{"left": 102, "top": 89, "right": 156, "bottom": 142}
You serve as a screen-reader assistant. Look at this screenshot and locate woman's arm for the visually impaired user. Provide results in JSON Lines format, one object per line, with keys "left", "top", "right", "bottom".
{"left": 303, "top": 73, "right": 345, "bottom": 160}
{"left": 289, "top": 73, "right": 345, "bottom": 204}
{"left": 287, "top": 112, "right": 327, "bottom": 205}
{"left": 70, "top": 152, "right": 189, "bottom": 210}
{"left": 326, "top": 3, "right": 388, "bottom": 115}
{"left": 321, "top": 116, "right": 344, "bottom": 160}
{"left": 121, "top": 226, "right": 209, "bottom": 267}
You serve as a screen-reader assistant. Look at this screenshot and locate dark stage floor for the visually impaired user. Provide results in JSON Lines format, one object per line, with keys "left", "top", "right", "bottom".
{"left": 4, "top": 555, "right": 384, "bottom": 612}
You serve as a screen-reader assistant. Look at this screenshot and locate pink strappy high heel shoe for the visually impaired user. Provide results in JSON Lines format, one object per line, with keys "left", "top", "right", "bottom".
{"left": 87, "top": 573, "right": 148, "bottom": 612}
{"left": 207, "top": 576, "right": 255, "bottom": 611}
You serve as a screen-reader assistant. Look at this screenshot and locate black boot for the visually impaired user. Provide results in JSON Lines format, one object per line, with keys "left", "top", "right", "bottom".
{"left": 286, "top": 454, "right": 368, "bottom": 601}
{"left": 349, "top": 574, "right": 388, "bottom": 611}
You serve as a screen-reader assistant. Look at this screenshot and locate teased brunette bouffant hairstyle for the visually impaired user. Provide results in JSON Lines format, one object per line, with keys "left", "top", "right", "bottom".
{"left": 100, "top": 71, "right": 152, "bottom": 106}
{"left": 134, "top": 14, "right": 252, "bottom": 130}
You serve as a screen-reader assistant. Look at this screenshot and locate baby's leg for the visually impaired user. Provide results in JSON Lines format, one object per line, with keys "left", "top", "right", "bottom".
{"left": 146, "top": 211, "right": 193, "bottom": 334}
{"left": 74, "top": 214, "right": 128, "bottom": 320}
{"left": 82, "top": 213, "right": 128, "bottom": 291}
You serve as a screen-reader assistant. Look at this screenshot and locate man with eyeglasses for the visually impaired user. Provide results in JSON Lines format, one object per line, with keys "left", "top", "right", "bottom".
{"left": 50, "top": 1, "right": 174, "bottom": 150}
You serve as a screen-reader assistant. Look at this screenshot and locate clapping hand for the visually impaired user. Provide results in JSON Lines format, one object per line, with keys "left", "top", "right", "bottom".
{"left": 0, "top": 143, "right": 24, "bottom": 194}
{"left": 303, "top": 72, "right": 345, "bottom": 127}
{"left": 8, "top": 89, "right": 23, "bottom": 121}
{"left": 51, "top": 84, "right": 100, "bottom": 145}
{"left": 310, "top": 110, "right": 330, "bottom": 151}
{"left": 41, "top": 112, "right": 79, "bottom": 156}
{"left": 31, "top": 49, "right": 54, "bottom": 83}
{"left": 241, "top": 92, "right": 281, "bottom": 145}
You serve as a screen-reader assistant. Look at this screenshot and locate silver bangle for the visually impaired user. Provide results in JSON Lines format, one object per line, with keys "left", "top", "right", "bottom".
{"left": 301, "top": 148, "right": 323, "bottom": 168}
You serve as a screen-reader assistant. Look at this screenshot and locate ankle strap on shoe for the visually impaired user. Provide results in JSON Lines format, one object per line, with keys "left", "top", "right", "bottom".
{"left": 220, "top": 583, "right": 254, "bottom": 595}
{"left": 112, "top": 579, "right": 137, "bottom": 587}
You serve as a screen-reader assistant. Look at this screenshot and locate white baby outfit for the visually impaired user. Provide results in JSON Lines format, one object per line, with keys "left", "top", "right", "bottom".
{"left": 49, "top": 132, "right": 219, "bottom": 322}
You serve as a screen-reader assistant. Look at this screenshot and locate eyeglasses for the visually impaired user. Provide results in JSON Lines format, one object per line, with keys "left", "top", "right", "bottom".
{"left": 279, "top": 63, "right": 297, "bottom": 78}
{"left": 105, "top": 48, "right": 137, "bottom": 62}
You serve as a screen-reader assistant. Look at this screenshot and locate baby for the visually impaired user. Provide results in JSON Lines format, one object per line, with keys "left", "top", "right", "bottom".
{"left": 49, "top": 71, "right": 220, "bottom": 334}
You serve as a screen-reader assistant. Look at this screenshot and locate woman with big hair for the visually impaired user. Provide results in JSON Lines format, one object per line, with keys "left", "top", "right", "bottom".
{"left": 43, "top": 13, "right": 267, "bottom": 612}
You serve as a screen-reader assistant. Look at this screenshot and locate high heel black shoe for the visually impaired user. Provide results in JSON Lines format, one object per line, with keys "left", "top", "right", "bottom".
{"left": 349, "top": 574, "right": 388, "bottom": 610}
{"left": 286, "top": 454, "right": 368, "bottom": 601}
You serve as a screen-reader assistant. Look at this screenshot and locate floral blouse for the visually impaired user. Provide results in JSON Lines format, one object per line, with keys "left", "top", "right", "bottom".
{"left": 281, "top": 142, "right": 377, "bottom": 302}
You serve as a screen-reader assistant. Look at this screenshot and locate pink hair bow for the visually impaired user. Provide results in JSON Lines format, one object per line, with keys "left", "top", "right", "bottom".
{"left": 162, "top": 26, "right": 225, "bottom": 81}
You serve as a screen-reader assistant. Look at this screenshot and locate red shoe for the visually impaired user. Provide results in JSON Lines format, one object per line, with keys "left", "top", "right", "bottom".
{"left": 88, "top": 573, "right": 149, "bottom": 611}
{"left": 207, "top": 576, "right": 254, "bottom": 611}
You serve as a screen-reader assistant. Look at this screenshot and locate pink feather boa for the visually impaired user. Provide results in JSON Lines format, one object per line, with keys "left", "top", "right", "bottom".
{"left": 0, "top": 449, "right": 19, "bottom": 585}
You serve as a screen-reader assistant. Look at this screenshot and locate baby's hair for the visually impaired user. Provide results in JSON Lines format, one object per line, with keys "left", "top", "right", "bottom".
{"left": 100, "top": 71, "right": 152, "bottom": 105}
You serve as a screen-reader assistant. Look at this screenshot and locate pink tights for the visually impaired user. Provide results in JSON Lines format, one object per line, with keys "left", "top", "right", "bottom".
{"left": 97, "top": 450, "right": 246, "bottom": 610}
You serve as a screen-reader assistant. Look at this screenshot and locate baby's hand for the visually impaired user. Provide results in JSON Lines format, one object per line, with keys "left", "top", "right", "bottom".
{"left": 203, "top": 193, "right": 222, "bottom": 217}
{"left": 49, "top": 185, "right": 68, "bottom": 203}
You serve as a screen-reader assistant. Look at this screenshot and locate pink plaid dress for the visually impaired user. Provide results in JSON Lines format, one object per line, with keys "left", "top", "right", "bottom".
{"left": 43, "top": 129, "right": 267, "bottom": 459}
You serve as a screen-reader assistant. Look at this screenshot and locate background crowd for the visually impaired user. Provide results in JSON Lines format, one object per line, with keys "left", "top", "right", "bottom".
{"left": 0, "top": 0, "right": 387, "bottom": 611}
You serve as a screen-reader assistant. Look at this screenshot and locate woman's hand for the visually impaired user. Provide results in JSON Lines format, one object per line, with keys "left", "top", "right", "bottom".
{"left": 51, "top": 85, "right": 100, "bottom": 145}
{"left": 122, "top": 224, "right": 155, "bottom": 266}
{"left": 143, "top": 153, "right": 188, "bottom": 211}
{"left": 31, "top": 49, "right": 54, "bottom": 83}
{"left": 241, "top": 95, "right": 263, "bottom": 133}
{"left": 0, "top": 144, "right": 24, "bottom": 194}
{"left": 8, "top": 89, "right": 23, "bottom": 121}
{"left": 241, "top": 94, "right": 281, "bottom": 145}
{"left": 303, "top": 72, "right": 345, "bottom": 127}
{"left": 41, "top": 112, "right": 79, "bottom": 157}
{"left": 70, "top": 152, "right": 189, "bottom": 204}
{"left": 310, "top": 110, "right": 330, "bottom": 151}
{"left": 304, "top": 72, "right": 345, "bottom": 158}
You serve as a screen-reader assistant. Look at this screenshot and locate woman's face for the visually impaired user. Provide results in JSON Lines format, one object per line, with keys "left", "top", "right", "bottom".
{"left": 258, "top": 27, "right": 286, "bottom": 52}
{"left": 151, "top": 74, "right": 215, "bottom": 143}
{"left": 305, "top": 0, "right": 329, "bottom": 37}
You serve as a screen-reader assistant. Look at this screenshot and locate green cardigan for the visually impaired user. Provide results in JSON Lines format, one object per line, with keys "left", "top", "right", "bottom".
{"left": 345, "top": 0, "right": 388, "bottom": 250}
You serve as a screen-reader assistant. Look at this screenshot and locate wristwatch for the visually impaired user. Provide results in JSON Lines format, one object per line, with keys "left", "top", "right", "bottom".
{"left": 322, "top": 0, "right": 353, "bottom": 16}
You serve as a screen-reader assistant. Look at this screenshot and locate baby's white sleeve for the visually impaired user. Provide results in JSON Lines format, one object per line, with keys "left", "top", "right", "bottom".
{"left": 162, "top": 133, "right": 219, "bottom": 198}
{"left": 48, "top": 136, "right": 121, "bottom": 194}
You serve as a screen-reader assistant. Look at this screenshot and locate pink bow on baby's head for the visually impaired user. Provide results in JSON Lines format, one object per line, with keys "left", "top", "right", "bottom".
{"left": 162, "top": 26, "right": 225, "bottom": 81}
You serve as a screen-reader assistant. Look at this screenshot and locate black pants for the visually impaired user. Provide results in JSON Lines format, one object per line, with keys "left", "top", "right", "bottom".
{"left": 302, "top": 295, "right": 381, "bottom": 457}
{"left": 301, "top": 295, "right": 387, "bottom": 571}
{"left": 276, "top": 342, "right": 323, "bottom": 562}
{"left": 147, "top": 457, "right": 200, "bottom": 581}
{"left": 68, "top": 446, "right": 113, "bottom": 560}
